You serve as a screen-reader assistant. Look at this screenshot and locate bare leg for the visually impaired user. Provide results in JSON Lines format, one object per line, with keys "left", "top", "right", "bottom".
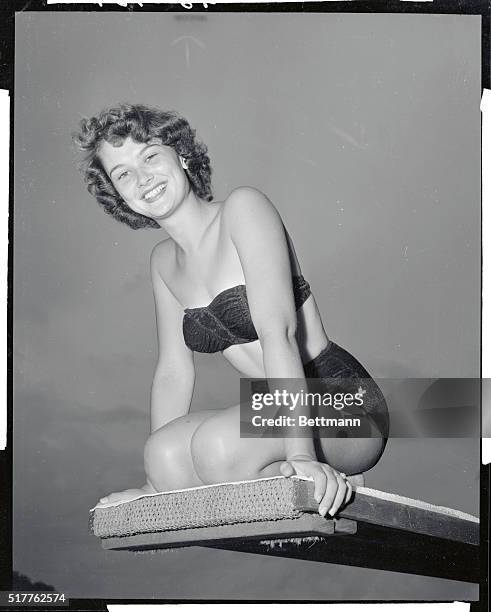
{"left": 98, "top": 409, "right": 222, "bottom": 505}
{"left": 190, "top": 405, "right": 384, "bottom": 484}
{"left": 143, "top": 405, "right": 383, "bottom": 493}
{"left": 97, "top": 404, "right": 372, "bottom": 508}
{"left": 190, "top": 405, "right": 285, "bottom": 484}
{"left": 144, "top": 409, "right": 221, "bottom": 491}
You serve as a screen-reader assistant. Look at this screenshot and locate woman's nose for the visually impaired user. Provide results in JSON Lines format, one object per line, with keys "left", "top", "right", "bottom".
{"left": 137, "top": 169, "right": 154, "bottom": 186}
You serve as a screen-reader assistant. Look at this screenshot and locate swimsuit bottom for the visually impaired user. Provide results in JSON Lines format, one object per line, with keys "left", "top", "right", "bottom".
{"left": 303, "top": 340, "right": 389, "bottom": 439}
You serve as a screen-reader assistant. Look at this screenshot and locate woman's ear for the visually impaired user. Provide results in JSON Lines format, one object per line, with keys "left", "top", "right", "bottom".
{"left": 179, "top": 156, "right": 189, "bottom": 171}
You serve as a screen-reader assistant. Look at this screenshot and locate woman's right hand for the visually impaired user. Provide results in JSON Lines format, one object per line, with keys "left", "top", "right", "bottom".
{"left": 280, "top": 456, "right": 353, "bottom": 517}
{"left": 96, "top": 482, "right": 156, "bottom": 507}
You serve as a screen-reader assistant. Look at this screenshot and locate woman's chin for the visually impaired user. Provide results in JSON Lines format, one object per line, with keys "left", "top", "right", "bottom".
{"left": 139, "top": 202, "right": 168, "bottom": 220}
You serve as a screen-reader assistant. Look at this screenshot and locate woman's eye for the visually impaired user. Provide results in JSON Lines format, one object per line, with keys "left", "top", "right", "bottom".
{"left": 118, "top": 170, "right": 130, "bottom": 181}
{"left": 146, "top": 153, "right": 159, "bottom": 162}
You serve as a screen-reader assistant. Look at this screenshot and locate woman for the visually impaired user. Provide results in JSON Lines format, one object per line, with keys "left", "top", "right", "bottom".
{"left": 75, "top": 103, "right": 388, "bottom": 518}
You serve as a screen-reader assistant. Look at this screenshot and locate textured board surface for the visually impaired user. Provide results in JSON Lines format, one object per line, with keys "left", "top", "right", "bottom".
{"left": 91, "top": 476, "right": 315, "bottom": 538}
{"left": 102, "top": 515, "right": 359, "bottom": 551}
{"left": 91, "top": 476, "right": 479, "bottom": 546}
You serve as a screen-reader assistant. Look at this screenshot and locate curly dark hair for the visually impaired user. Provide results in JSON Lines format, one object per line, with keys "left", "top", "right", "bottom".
{"left": 73, "top": 103, "right": 213, "bottom": 229}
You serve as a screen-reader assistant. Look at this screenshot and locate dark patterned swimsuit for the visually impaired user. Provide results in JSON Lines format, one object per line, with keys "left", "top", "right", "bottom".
{"left": 182, "top": 274, "right": 388, "bottom": 437}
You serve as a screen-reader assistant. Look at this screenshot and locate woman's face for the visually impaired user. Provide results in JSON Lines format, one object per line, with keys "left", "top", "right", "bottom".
{"left": 98, "top": 137, "right": 190, "bottom": 221}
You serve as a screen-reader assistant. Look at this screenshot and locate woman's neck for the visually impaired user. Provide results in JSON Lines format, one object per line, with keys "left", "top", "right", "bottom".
{"left": 158, "top": 191, "right": 217, "bottom": 254}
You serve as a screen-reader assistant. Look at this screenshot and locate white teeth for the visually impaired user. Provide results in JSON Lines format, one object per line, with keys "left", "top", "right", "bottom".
{"left": 144, "top": 184, "right": 166, "bottom": 200}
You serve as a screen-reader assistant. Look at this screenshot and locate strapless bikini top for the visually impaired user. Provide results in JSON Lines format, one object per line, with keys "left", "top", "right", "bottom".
{"left": 182, "top": 274, "right": 312, "bottom": 353}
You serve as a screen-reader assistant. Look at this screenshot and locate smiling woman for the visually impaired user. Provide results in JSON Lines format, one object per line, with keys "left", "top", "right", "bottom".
{"left": 74, "top": 104, "right": 213, "bottom": 229}
{"left": 74, "top": 103, "right": 389, "bottom": 518}
{"left": 99, "top": 139, "right": 190, "bottom": 220}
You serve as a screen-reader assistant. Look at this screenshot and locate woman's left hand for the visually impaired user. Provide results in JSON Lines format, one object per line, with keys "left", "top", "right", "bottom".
{"left": 280, "top": 456, "right": 353, "bottom": 518}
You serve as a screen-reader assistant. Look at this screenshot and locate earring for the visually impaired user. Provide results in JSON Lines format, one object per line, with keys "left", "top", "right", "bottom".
{"left": 179, "top": 156, "right": 189, "bottom": 170}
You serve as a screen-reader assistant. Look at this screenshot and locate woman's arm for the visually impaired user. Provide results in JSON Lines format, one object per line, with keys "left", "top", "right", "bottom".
{"left": 150, "top": 242, "right": 195, "bottom": 432}
{"left": 225, "top": 187, "right": 351, "bottom": 517}
{"left": 97, "top": 242, "right": 194, "bottom": 506}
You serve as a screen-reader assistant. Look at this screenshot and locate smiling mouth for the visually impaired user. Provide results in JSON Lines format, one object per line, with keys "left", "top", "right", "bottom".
{"left": 143, "top": 183, "right": 167, "bottom": 202}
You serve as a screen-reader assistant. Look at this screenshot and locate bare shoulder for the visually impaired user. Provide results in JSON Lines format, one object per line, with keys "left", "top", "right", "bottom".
{"left": 222, "top": 186, "right": 282, "bottom": 228}
{"left": 150, "top": 238, "right": 175, "bottom": 282}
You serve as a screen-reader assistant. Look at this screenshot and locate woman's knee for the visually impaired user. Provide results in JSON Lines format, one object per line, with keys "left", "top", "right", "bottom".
{"left": 144, "top": 427, "right": 175, "bottom": 482}
{"left": 190, "top": 414, "right": 239, "bottom": 483}
{"left": 143, "top": 420, "right": 196, "bottom": 488}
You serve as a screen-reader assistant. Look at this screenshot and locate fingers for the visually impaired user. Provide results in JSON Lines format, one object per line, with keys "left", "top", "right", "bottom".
{"left": 312, "top": 469, "right": 327, "bottom": 505}
{"left": 318, "top": 468, "right": 338, "bottom": 517}
{"left": 283, "top": 459, "right": 353, "bottom": 518}
{"left": 338, "top": 471, "right": 353, "bottom": 506}
{"left": 317, "top": 469, "right": 352, "bottom": 518}
{"left": 330, "top": 472, "right": 348, "bottom": 516}
{"left": 344, "top": 479, "right": 353, "bottom": 505}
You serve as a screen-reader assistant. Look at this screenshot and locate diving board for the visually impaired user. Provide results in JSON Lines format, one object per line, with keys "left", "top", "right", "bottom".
{"left": 90, "top": 476, "right": 480, "bottom": 582}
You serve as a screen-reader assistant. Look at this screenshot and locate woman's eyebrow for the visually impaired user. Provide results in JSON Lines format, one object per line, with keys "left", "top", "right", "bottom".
{"left": 139, "top": 143, "right": 160, "bottom": 156}
{"left": 109, "top": 144, "right": 159, "bottom": 176}
{"left": 109, "top": 164, "right": 125, "bottom": 177}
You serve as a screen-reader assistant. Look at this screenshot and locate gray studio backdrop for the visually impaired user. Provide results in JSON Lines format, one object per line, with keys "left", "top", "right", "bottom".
{"left": 14, "top": 12, "right": 481, "bottom": 600}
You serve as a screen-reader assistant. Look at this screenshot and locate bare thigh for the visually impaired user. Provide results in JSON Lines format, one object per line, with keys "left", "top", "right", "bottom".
{"left": 144, "top": 408, "right": 221, "bottom": 491}
{"left": 190, "top": 404, "right": 384, "bottom": 483}
{"left": 147, "top": 405, "right": 385, "bottom": 491}
{"left": 190, "top": 404, "right": 286, "bottom": 484}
